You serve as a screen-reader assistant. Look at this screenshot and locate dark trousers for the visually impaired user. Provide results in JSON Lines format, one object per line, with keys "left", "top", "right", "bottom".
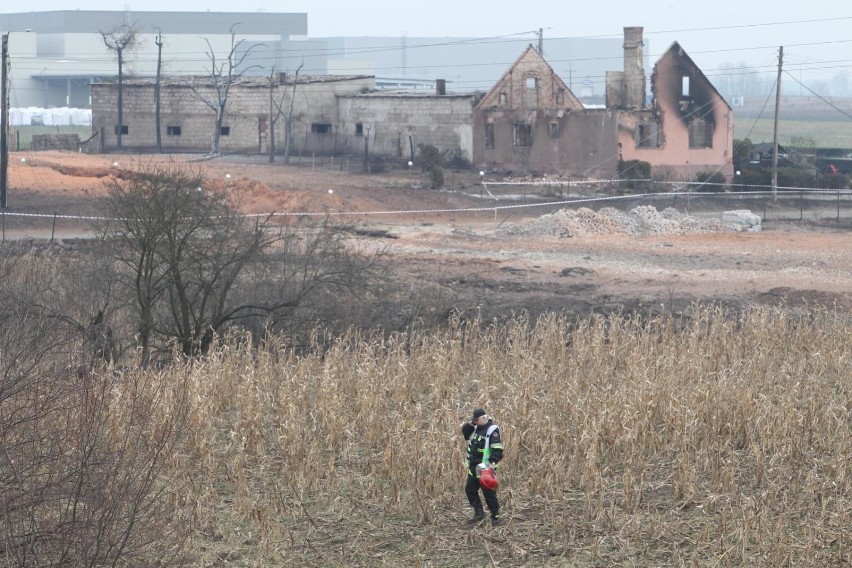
{"left": 465, "top": 471, "right": 499, "bottom": 517}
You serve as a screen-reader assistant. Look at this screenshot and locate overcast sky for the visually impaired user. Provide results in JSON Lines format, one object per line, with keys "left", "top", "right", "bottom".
{"left": 8, "top": 1, "right": 852, "bottom": 91}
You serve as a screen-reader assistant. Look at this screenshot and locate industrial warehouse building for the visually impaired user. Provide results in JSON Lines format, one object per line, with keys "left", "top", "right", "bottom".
{"left": 1, "top": 9, "right": 630, "bottom": 109}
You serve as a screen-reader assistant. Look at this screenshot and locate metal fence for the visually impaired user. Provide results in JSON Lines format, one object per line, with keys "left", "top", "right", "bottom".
{"left": 2, "top": 185, "right": 852, "bottom": 244}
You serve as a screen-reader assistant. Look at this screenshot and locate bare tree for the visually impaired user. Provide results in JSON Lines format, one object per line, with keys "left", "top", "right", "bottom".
{"left": 190, "top": 25, "right": 262, "bottom": 157}
{"left": 0, "top": 248, "right": 189, "bottom": 566}
{"left": 100, "top": 25, "right": 138, "bottom": 150}
{"left": 268, "top": 62, "right": 303, "bottom": 164}
{"left": 96, "top": 160, "right": 383, "bottom": 359}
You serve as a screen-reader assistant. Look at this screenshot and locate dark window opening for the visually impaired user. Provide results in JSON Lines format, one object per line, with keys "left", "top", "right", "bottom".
{"left": 513, "top": 123, "right": 532, "bottom": 147}
{"left": 688, "top": 118, "right": 713, "bottom": 148}
{"left": 220, "top": 126, "right": 230, "bottom": 136}
{"left": 637, "top": 122, "right": 661, "bottom": 148}
{"left": 484, "top": 122, "right": 495, "bottom": 149}
{"left": 166, "top": 126, "right": 181, "bottom": 136}
{"left": 114, "top": 125, "right": 128, "bottom": 135}
{"left": 355, "top": 122, "right": 363, "bottom": 136}
{"left": 311, "top": 123, "right": 332, "bottom": 134}
{"left": 549, "top": 122, "right": 559, "bottom": 138}
{"left": 556, "top": 89, "right": 565, "bottom": 105}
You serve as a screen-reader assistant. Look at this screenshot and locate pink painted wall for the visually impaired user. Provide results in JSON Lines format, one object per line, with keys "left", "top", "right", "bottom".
{"left": 619, "top": 45, "right": 734, "bottom": 180}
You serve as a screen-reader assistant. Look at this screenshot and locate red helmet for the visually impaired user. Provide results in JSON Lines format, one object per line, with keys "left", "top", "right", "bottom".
{"left": 479, "top": 467, "right": 499, "bottom": 490}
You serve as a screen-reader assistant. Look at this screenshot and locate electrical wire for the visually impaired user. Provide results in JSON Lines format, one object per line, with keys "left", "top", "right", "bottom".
{"left": 782, "top": 70, "right": 852, "bottom": 119}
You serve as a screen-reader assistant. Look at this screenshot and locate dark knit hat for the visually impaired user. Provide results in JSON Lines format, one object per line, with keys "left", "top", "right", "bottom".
{"left": 472, "top": 408, "right": 487, "bottom": 420}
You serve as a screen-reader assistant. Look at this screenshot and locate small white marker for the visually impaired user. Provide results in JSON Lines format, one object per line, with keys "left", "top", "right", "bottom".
{"left": 328, "top": 189, "right": 334, "bottom": 194}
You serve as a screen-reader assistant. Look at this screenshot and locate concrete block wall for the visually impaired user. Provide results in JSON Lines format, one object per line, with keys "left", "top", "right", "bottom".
{"left": 337, "top": 95, "right": 475, "bottom": 160}
{"left": 93, "top": 83, "right": 270, "bottom": 153}
{"left": 91, "top": 77, "right": 372, "bottom": 154}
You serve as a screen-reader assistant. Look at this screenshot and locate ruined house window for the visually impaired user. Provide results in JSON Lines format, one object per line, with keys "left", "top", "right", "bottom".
{"left": 549, "top": 122, "right": 559, "bottom": 138}
{"left": 637, "top": 122, "right": 661, "bottom": 148}
{"left": 312, "top": 123, "right": 332, "bottom": 134}
{"left": 513, "top": 123, "right": 532, "bottom": 147}
{"left": 220, "top": 126, "right": 231, "bottom": 136}
{"left": 499, "top": 92, "right": 507, "bottom": 106}
{"left": 114, "top": 125, "right": 128, "bottom": 135}
{"left": 355, "top": 123, "right": 363, "bottom": 136}
{"left": 526, "top": 77, "right": 537, "bottom": 89}
{"left": 688, "top": 118, "right": 713, "bottom": 148}
{"left": 556, "top": 89, "right": 565, "bottom": 105}
{"left": 484, "top": 122, "right": 495, "bottom": 149}
{"left": 166, "top": 126, "right": 181, "bottom": 136}
{"left": 682, "top": 77, "right": 690, "bottom": 97}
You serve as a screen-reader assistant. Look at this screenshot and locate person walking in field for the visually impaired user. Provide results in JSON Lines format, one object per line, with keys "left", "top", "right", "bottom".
{"left": 462, "top": 408, "right": 504, "bottom": 525}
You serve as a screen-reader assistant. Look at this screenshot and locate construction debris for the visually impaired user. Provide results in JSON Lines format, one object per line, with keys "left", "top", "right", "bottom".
{"left": 497, "top": 206, "right": 741, "bottom": 238}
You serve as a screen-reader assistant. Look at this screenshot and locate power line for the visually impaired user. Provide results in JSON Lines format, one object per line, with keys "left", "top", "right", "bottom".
{"left": 783, "top": 70, "right": 852, "bottom": 120}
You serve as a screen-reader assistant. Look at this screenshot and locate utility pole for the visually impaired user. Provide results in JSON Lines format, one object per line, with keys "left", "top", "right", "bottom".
{"left": 155, "top": 29, "right": 163, "bottom": 153}
{"left": 771, "top": 46, "right": 783, "bottom": 201}
{"left": 1, "top": 33, "right": 9, "bottom": 209}
{"left": 538, "top": 28, "right": 544, "bottom": 56}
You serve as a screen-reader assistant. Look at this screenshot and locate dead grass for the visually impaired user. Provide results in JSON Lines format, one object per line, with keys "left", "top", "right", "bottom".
{"left": 95, "top": 306, "right": 852, "bottom": 566}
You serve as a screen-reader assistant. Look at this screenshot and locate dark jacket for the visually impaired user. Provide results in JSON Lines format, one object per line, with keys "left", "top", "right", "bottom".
{"left": 462, "top": 419, "right": 503, "bottom": 472}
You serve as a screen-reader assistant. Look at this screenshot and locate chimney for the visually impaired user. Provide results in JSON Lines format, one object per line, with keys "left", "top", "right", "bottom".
{"left": 436, "top": 79, "right": 446, "bottom": 96}
{"left": 623, "top": 26, "right": 645, "bottom": 109}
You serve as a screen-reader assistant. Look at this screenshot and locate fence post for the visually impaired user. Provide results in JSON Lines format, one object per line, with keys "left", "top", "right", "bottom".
{"left": 1, "top": 209, "right": 4, "bottom": 244}
{"left": 50, "top": 213, "right": 57, "bottom": 244}
{"left": 800, "top": 191, "right": 803, "bottom": 221}
{"left": 838, "top": 191, "right": 841, "bottom": 221}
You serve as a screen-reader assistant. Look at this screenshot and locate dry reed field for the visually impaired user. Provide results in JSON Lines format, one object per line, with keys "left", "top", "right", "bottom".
{"left": 90, "top": 306, "right": 851, "bottom": 566}
{"left": 4, "top": 152, "right": 852, "bottom": 566}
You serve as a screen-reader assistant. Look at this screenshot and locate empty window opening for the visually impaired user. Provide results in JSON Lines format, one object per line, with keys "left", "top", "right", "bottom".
{"left": 312, "top": 123, "right": 332, "bottom": 134}
{"left": 549, "top": 122, "right": 559, "bottom": 138}
{"left": 499, "top": 92, "right": 507, "bottom": 106}
{"left": 688, "top": 118, "right": 713, "bottom": 148}
{"left": 114, "top": 125, "right": 128, "bottom": 135}
{"left": 484, "top": 122, "right": 495, "bottom": 149}
{"left": 682, "top": 76, "right": 690, "bottom": 97}
{"left": 166, "top": 126, "right": 181, "bottom": 136}
{"left": 526, "top": 77, "right": 537, "bottom": 89}
{"left": 513, "top": 123, "right": 533, "bottom": 147}
{"left": 220, "top": 126, "right": 231, "bottom": 136}
{"left": 556, "top": 89, "right": 565, "bottom": 105}
{"left": 355, "top": 122, "right": 363, "bottom": 136}
{"left": 637, "top": 122, "right": 661, "bottom": 148}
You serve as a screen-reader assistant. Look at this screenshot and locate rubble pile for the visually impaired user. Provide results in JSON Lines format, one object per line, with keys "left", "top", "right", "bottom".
{"left": 498, "top": 206, "right": 729, "bottom": 238}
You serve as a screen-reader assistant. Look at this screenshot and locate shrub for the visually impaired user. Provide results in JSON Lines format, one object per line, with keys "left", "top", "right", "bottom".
{"left": 430, "top": 165, "right": 445, "bottom": 189}
{"left": 696, "top": 171, "right": 728, "bottom": 192}
{"left": 417, "top": 144, "right": 443, "bottom": 172}
{"left": 618, "top": 159, "right": 651, "bottom": 191}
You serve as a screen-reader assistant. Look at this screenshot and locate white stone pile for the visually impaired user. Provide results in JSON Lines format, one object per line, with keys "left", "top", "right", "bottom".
{"left": 721, "top": 210, "right": 762, "bottom": 233}
{"left": 498, "top": 205, "right": 732, "bottom": 238}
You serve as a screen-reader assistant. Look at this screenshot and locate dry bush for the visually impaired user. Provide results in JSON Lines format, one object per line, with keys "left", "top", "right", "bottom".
{"left": 0, "top": 251, "right": 190, "bottom": 566}
{"left": 96, "top": 161, "right": 386, "bottom": 362}
{"left": 149, "top": 305, "right": 852, "bottom": 566}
